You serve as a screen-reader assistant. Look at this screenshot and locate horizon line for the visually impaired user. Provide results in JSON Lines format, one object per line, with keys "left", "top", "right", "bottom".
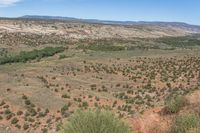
{"left": 0, "top": 15, "right": 200, "bottom": 26}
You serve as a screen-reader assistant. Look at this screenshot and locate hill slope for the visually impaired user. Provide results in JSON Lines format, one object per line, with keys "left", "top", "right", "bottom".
{"left": 0, "top": 16, "right": 200, "bottom": 43}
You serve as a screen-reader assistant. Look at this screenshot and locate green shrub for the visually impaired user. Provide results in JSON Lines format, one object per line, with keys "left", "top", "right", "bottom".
{"left": 61, "top": 105, "right": 69, "bottom": 112}
{"left": 22, "top": 95, "right": 28, "bottom": 100}
{"left": 59, "top": 54, "right": 67, "bottom": 59}
{"left": 27, "top": 107, "right": 37, "bottom": 116}
{"left": 17, "top": 110, "right": 23, "bottom": 116}
{"left": 42, "top": 128, "right": 48, "bottom": 133}
{"left": 38, "top": 112, "right": 46, "bottom": 117}
{"left": 171, "top": 113, "right": 200, "bottom": 133}
{"left": 4, "top": 109, "right": 11, "bottom": 115}
{"left": 60, "top": 109, "right": 131, "bottom": 133}
{"left": 24, "top": 99, "right": 31, "bottom": 105}
{"left": 82, "top": 101, "right": 88, "bottom": 109}
{"left": 11, "top": 117, "right": 19, "bottom": 124}
{"left": 0, "top": 115, "right": 3, "bottom": 120}
{"left": 0, "top": 101, "right": 5, "bottom": 106}
{"left": 15, "top": 124, "right": 21, "bottom": 129}
{"left": 164, "top": 96, "right": 186, "bottom": 114}
{"left": 61, "top": 105, "right": 70, "bottom": 118}
{"left": 23, "top": 123, "right": 29, "bottom": 130}
{"left": 62, "top": 94, "right": 71, "bottom": 99}
{"left": 6, "top": 114, "right": 13, "bottom": 120}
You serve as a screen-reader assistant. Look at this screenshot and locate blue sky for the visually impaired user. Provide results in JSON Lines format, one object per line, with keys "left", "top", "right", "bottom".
{"left": 0, "top": 0, "right": 200, "bottom": 25}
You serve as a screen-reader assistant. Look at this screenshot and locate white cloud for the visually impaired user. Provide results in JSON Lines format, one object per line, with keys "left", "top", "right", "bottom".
{"left": 0, "top": 0, "right": 21, "bottom": 6}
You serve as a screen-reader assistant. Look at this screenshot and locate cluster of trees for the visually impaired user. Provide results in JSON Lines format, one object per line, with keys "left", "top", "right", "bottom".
{"left": 157, "top": 35, "right": 200, "bottom": 48}
{"left": 77, "top": 44, "right": 125, "bottom": 51}
{"left": 0, "top": 47, "right": 65, "bottom": 65}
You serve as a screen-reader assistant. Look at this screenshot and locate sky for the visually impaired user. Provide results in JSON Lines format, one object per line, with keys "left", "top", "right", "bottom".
{"left": 0, "top": 0, "right": 200, "bottom": 25}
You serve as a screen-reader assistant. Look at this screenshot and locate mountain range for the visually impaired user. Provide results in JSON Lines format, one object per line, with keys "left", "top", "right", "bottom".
{"left": 20, "top": 15, "right": 200, "bottom": 30}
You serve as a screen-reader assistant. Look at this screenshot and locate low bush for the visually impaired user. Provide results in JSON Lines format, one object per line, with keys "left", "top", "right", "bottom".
{"left": 59, "top": 54, "right": 67, "bottom": 59}
{"left": 23, "top": 123, "right": 29, "bottom": 130}
{"left": 82, "top": 101, "right": 88, "bottom": 109}
{"left": 0, "top": 115, "right": 3, "bottom": 120}
{"left": 62, "top": 94, "right": 71, "bottom": 99}
{"left": 171, "top": 113, "right": 200, "bottom": 133}
{"left": 60, "top": 109, "right": 131, "bottom": 133}
{"left": 164, "top": 96, "right": 186, "bottom": 114}
{"left": 11, "top": 117, "right": 19, "bottom": 124}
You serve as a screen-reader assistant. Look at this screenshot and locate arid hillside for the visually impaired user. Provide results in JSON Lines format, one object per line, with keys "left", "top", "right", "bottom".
{"left": 0, "top": 19, "right": 200, "bottom": 41}
{"left": 0, "top": 19, "right": 200, "bottom": 133}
